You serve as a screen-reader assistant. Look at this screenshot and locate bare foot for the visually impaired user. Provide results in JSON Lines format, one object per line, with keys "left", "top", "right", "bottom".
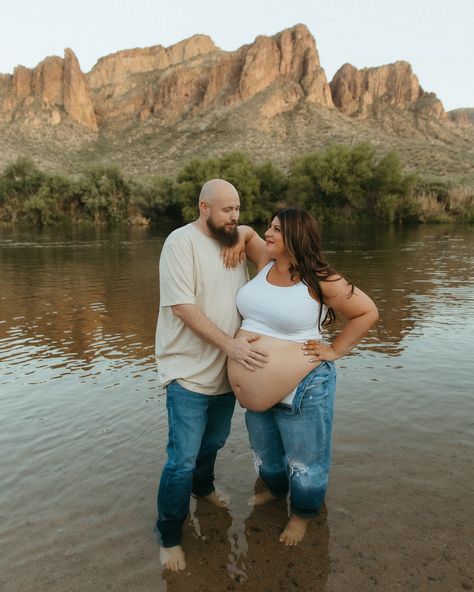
{"left": 279, "top": 515, "right": 309, "bottom": 546}
{"left": 204, "top": 488, "right": 230, "bottom": 508}
{"left": 248, "top": 489, "right": 279, "bottom": 506}
{"left": 160, "top": 545, "right": 186, "bottom": 571}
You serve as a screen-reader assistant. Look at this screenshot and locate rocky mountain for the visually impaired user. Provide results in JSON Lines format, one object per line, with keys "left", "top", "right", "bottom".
{"left": 330, "top": 61, "right": 446, "bottom": 120}
{"left": 0, "top": 24, "right": 472, "bottom": 182}
{"left": 448, "top": 108, "right": 474, "bottom": 126}
{"left": 0, "top": 49, "right": 97, "bottom": 130}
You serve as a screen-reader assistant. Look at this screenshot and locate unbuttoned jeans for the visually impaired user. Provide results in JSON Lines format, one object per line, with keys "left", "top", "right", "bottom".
{"left": 245, "top": 361, "right": 336, "bottom": 518}
{"left": 156, "top": 380, "right": 235, "bottom": 547}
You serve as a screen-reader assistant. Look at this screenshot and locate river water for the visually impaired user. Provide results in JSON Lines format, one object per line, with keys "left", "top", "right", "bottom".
{"left": 1, "top": 223, "right": 473, "bottom": 592}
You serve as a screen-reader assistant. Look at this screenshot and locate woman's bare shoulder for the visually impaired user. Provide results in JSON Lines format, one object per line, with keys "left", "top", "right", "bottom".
{"left": 320, "top": 274, "right": 351, "bottom": 299}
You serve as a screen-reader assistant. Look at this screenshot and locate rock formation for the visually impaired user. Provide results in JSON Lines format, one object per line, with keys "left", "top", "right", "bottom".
{"left": 87, "top": 35, "right": 217, "bottom": 89}
{"left": 330, "top": 61, "right": 446, "bottom": 120}
{"left": 88, "top": 24, "right": 333, "bottom": 126}
{"left": 0, "top": 49, "right": 97, "bottom": 130}
{"left": 236, "top": 25, "right": 333, "bottom": 106}
{"left": 0, "top": 24, "right": 472, "bottom": 180}
{"left": 63, "top": 49, "right": 98, "bottom": 130}
{"left": 448, "top": 108, "right": 474, "bottom": 126}
{"left": 2, "top": 26, "right": 467, "bottom": 133}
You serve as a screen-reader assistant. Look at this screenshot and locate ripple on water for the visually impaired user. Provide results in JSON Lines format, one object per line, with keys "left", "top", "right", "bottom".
{"left": 1, "top": 224, "right": 473, "bottom": 591}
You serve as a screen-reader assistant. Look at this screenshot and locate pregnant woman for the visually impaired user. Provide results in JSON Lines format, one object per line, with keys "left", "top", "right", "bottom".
{"left": 227, "top": 208, "right": 378, "bottom": 545}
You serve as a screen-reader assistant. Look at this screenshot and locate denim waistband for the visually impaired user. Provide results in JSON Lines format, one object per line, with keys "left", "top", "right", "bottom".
{"left": 276, "top": 361, "right": 335, "bottom": 415}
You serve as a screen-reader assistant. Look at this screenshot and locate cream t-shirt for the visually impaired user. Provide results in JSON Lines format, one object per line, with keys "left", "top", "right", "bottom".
{"left": 155, "top": 222, "right": 247, "bottom": 395}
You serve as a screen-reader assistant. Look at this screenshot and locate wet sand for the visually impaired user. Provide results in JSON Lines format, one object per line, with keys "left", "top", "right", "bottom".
{"left": 2, "top": 397, "right": 471, "bottom": 592}
{"left": 162, "top": 403, "right": 473, "bottom": 592}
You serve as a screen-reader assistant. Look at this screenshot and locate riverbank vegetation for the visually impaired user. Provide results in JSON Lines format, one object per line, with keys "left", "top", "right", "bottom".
{"left": 1, "top": 144, "right": 472, "bottom": 226}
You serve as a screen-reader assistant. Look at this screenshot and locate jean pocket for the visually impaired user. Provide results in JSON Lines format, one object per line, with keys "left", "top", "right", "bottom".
{"left": 292, "top": 362, "right": 336, "bottom": 414}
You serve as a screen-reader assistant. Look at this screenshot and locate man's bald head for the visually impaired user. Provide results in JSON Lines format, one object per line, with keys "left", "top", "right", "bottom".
{"left": 197, "top": 179, "right": 240, "bottom": 246}
{"left": 199, "top": 179, "right": 239, "bottom": 206}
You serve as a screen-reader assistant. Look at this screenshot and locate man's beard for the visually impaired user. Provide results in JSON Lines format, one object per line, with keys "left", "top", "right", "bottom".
{"left": 206, "top": 217, "right": 239, "bottom": 247}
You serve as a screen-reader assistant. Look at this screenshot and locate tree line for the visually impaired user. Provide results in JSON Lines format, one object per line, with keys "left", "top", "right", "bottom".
{"left": 0, "top": 144, "right": 472, "bottom": 226}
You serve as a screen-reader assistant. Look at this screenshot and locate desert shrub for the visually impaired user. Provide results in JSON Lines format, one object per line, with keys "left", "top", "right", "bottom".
{"left": 217, "top": 152, "right": 261, "bottom": 223}
{"left": 374, "top": 194, "right": 402, "bottom": 223}
{"left": 0, "top": 158, "right": 77, "bottom": 224}
{"left": 287, "top": 143, "right": 416, "bottom": 221}
{"left": 77, "top": 166, "right": 131, "bottom": 223}
{"left": 0, "top": 157, "right": 45, "bottom": 202}
{"left": 129, "top": 176, "right": 178, "bottom": 223}
{"left": 176, "top": 157, "right": 221, "bottom": 221}
{"left": 176, "top": 152, "right": 278, "bottom": 223}
{"left": 23, "top": 187, "right": 62, "bottom": 225}
{"left": 0, "top": 157, "right": 46, "bottom": 221}
{"left": 22, "top": 175, "right": 75, "bottom": 225}
{"left": 254, "top": 161, "right": 288, "bottom": 219}
{"left": 413, "top": 192, "right": 449, "bottom": 223}
{"left": 414, "top": 178, "right": 450, "bottom": 201}
{"left": 445, "top": 186, "right": 474, "bottom": 222}
{"left": 1, "top": 150, "right": 472, "bottom": 226}
{"left": 287, "top": 144, "right": 372, "bottom": 213}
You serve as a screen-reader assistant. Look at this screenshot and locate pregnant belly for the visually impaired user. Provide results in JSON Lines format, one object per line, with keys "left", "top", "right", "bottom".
{"left": 227, "top": 329, "right": 320, "bottom": 412}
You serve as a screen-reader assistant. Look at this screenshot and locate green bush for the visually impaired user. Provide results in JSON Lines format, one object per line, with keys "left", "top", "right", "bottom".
{"left": 374, "top": 194, "right": 401, "bottom": 223}
{"left": 78, "top": 166, "right": 131, "bottom": 224}
{"left": 130, "top": 176, "right": 179, "bottom": 222}
{"left": 176, "top": 152, "right": 277, "bottom": 223}
{"left": 446, "top": 186, "right": 474, "bottom": 222}
{"left": 1, "top": 149, "right": 472, "bottom": 226}
{"left": 287, "top": 143, "right": 417, "bottom": 221}
{"left": 287, "top": 143, "right": 374, "bottom": 212}
{"left": 22, "top": 174, "right": 76, "bottom": 225}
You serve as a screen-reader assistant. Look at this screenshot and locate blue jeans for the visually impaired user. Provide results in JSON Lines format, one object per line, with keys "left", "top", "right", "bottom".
{"left": 245, "top": 361, "right": 336, "bottom": 518}
{"left": 156, "top": 380, "right": 236, "bottom": 547}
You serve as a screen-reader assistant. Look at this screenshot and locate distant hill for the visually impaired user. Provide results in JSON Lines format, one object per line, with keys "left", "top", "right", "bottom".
{"left": 0, "top": 24, "right": 473, "bottom": 183}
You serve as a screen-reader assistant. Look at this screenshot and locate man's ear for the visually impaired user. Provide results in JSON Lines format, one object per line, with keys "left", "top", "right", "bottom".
{"left": 199, "top": 200, "right": 209, "bottom": 216}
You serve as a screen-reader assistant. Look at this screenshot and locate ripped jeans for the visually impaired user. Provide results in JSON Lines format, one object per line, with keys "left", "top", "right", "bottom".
{"left": 245, "top": 361, "right": 336, "bottom": 518}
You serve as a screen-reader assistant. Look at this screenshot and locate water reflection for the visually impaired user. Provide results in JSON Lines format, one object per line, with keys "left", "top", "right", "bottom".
{"left": 0, "top": 227, "right": 168, "bottom": 392}
{"left": 2, "top": 224, "right": 473, "bottom": 374}
{"left": 324, "top": 224, "right": 474, "bottom": 356}
{"left": 240, "top": 491, "right": 329, "bottom": 591}
{"left": 163, "top": 485, "right": 330, "bottom": 592}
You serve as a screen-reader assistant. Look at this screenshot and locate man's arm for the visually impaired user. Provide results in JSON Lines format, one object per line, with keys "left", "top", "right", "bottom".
{"left": 172, "top": 304, "right": 268, "bottom": 371}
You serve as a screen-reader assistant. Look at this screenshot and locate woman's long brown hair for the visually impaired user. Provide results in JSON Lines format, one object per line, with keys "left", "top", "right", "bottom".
{"left": 272, "top": 208, "right": 353, "bottom": 331}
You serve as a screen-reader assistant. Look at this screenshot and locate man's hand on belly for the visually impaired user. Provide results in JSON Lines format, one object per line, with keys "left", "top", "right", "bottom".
{"left": 226, "top": 335, "right": 269, "bottom": 371}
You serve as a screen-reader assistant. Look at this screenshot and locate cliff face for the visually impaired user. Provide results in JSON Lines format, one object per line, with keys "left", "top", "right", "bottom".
{"left": 330, "top": 61, "right": 446, "bottom": 120}
{"left": 448, "top": 108, "right": 474, "bottom": 126}
{"left": 88, "top": 24, "right": 334, "bottom": 126}
{"left": 1, "top": 26, "right": 466, "bottom": 133}
{"left": 0, "top": 24, "right": 472, "bottom": 180}
{"left": 0, "top": 49, "right": 97, "bottom": 130}
{"left": 87, "top": 34, "right": 218, "bottom": 89}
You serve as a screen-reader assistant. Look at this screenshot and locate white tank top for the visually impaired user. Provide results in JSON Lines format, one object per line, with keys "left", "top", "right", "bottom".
{"left": 236, "top": 261, "right": 327, "bottom": 342}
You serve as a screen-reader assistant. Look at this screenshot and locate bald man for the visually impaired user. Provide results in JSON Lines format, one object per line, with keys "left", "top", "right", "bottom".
{"left": 155, "top": 179, "right": 268, "bottom": 571}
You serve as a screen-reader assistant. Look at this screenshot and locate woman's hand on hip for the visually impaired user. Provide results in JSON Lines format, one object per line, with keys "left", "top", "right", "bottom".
{"left": 302, "top": 340, "right": 339, "bottom": 362}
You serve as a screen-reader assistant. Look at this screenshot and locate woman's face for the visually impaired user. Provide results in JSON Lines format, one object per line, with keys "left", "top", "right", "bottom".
{"left": 264, "top": 217, "right": 287, "bottom": 258}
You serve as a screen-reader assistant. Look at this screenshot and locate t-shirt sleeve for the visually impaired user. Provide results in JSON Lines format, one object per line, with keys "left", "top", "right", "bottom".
{"left": 159, "top": 235, "right": 196, "bottom": 306}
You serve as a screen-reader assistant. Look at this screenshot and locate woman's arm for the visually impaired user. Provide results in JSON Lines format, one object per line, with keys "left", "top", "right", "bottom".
{"left": 303, "top": 276, "right": 379, "bottom": 362}
{"left": 221, "top": 225, "right": 270, "bottom": 269}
